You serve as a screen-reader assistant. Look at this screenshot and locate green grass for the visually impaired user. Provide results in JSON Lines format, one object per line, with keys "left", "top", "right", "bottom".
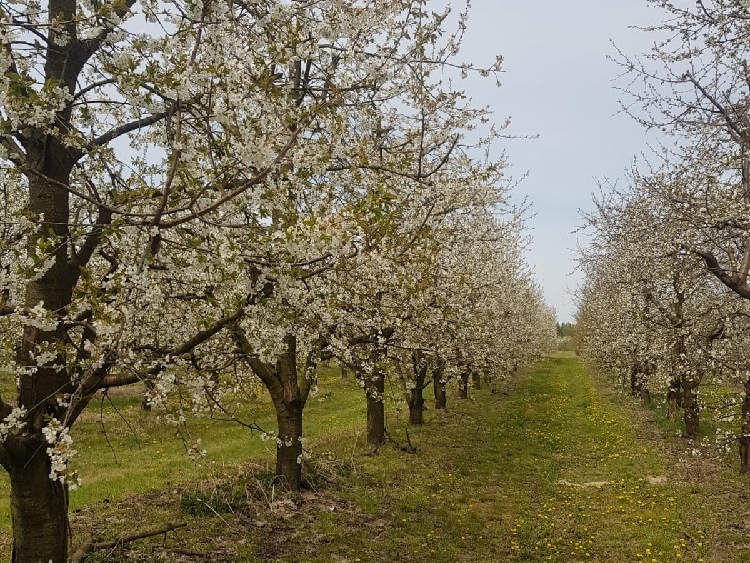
{"left": 3, "top": 356, "right": 750, "bottom": 561}
{"left": 502, "top": 357, "right": 693, "bottom": 562}
{"left": 0, "top": 364, "right": 365, "bottom": 556}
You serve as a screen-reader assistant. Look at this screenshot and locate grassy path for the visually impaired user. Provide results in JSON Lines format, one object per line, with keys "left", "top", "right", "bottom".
{"left": 13, "top": 354, "right": 750, "bottom": 561}
{"left": 482, "top": 355, "right": 702, "bottom": 562}
{"left": 330, "top": 353, "right": 714, "bottom": 563}
{"left": 228, "top": 353, "right": 747, "bottom": 562}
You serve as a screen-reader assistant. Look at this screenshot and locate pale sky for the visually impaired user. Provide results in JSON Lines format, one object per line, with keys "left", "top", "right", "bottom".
{"left": 448, "top": 1, "right": 662, "bottom": 323}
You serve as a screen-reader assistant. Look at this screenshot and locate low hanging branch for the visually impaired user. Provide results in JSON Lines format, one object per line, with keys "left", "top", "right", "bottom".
{"left": 70, "top": 521, "right": 187, "bottom": 563}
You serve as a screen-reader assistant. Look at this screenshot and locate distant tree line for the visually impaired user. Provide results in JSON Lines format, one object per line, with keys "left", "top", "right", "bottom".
{"left": 556, "top": 323, "right": 575, "bottom": 338}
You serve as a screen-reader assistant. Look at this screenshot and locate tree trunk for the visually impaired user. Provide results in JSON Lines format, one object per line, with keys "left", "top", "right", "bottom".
{"left": 6, "top": 153, "right": 77, "bottom": 561}
{"left": 458, "top": 372, "right": 469, "bottom": 399}
{"left": 640, "top": 388, "right": 651, "bottom": 405}
{"left": 232, "top": 330, "right": 315, "bottom": 493}
{"left": 630, "top": 363, "right": 643, "bottom": 396}
{"left": 4, "top": 10, "right": 108, "bottom": 556}
{"left": 6, "top": 437, "right": 68, "bottom": 562}
{"left": 682, "top": 378, "right": 700, "bottom": 438}
{"left": 408, "top": 392, "right": 424, "bottom": 425}
{"left": 407, "top": 351, "right": 427, "bottom": 425}
{"left": 366, "top": 369, "right": 386, "bottom": 449}
{"left": 740, "top": 378, "right": 750, "bottom": 473}
{"left": 472, "top": 371, "right": 481, "bottom": 390}
{"left": 666, "top": 379, "right": 681, "bottom": 421}
{"left": 274, "top": 403, "right": 303, "bottom": 491}
{"left": 269, "top": 334, "right": 312, "bottom": 492}
{"left": 433, "top": 370, "right": 447, "bottom": 410}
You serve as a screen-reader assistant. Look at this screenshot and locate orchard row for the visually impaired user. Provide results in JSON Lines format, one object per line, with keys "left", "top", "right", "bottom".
{"left": 578, "top": 1, "right": 750, "bottom": 472}
{"left": 0, "top": 1, "right": 555, "bottom": 560}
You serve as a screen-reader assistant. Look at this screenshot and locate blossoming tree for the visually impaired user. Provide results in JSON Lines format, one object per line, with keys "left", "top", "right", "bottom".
{"left": 0, "top": 0, "right": 490, "bottom": 558}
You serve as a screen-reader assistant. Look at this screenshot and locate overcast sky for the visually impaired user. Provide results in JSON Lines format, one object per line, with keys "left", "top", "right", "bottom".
{"left": 446, "top": 1, "right": 663, "bottom": 323}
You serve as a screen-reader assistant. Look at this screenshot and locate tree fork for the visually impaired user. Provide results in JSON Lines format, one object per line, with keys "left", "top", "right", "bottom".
{"left": 232, "top": 328, "right": 316, "bottom": 492}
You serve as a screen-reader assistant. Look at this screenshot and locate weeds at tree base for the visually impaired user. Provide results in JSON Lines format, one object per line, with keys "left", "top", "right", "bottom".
{"left": 179, "top": 454, "right": 358, "bottom": 520}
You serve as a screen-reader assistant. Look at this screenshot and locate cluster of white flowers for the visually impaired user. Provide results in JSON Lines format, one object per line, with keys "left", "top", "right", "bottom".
{"left": 186, "top": 439, "right": 207, "bottom": 462}
{"left": 0, "top": 407, "right": 26, "bottom": 443}
{"left": 41, "top": 419, "right": 79, "bottom": 489}
{"left": 22, "top": 303, "right": 59, "bottom": 332}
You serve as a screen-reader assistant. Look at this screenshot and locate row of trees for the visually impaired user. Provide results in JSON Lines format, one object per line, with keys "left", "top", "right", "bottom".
{"left": 0, "top": 0, "right": 554, "bottom": 559}
{"left": 577, "top": 0, "right": 750, "bottom": 472}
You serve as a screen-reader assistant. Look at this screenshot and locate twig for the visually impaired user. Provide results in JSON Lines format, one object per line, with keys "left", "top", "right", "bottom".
{"left": 70, "top": 521, "right": 186, "bottom": 562}
{"left": 169, "top": 548, "right": 212, "bottom": 558}
{"left": 404, "top": 428, "right": 417, "bottom": 454}
{"left": 384, "top": 428, "right": 417, "bottom": 454}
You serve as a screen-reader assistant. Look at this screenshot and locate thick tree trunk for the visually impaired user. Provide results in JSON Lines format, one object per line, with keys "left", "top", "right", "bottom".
{"left": 4, "top": 8, "right": 107, "bottom": 556}
{"left": 668, "top": 294, "right": 686, "bottom": 424}
{"left": 740, "top": 378, "right": 750, "bottom": 473}
{"left": 433, "top": 371, "right": 447, "bottom": 410}
{"left": 6, "top": 437, "right": 68, "bottom": 562}
{"left": 682, "top": 378, "right": 700, "bottom": 438}
{"left": 232, "top": 330, "right": 314, "bottom": 493}
{"left": 269, "top": 334, "right": 311, "bottom": 492}
{"left": 458, "top": 372, "right": 469, "bottom": 399}
{"left": 7, "top": 160, "right": 77, "bottom": 561}
{"left": 472, "top": 371, "right": 481, "bottom": 390}
{"left": 366, "top": 369, "right": 386, "bottom": 448}
{"left": 274, "top": 403, "right": 303, "bottom": 491}
{"left": 408, "top": 392, "right": 424, "bottom": 425}
{"left": 640, "top": 388, "right": 651, "bottom": 405}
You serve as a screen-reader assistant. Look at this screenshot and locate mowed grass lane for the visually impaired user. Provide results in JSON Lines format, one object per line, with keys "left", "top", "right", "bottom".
{"left": 347, "top": 354, "right": 710, "bottom": 563}
{"left": 236, "top": 354, "right": 741, "bottom": 562}
{"left": 491, "top": 355, "right": 704, "bottom": 562}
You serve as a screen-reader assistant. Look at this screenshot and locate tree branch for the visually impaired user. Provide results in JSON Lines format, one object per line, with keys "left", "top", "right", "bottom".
{"left": 160, "top": 129, "right": 302, "bottom": 229}
{"left": 69, "top": 206, "right": 113, "bottom": 279}
{"left": 693, "top": 247, "right": 750, "bottom": 299}
{"left": 230, "top": 325, "right": 279, "bottom": 394}
{"left": 87, "top": 110, "right": 171, "bottom": 151}
{"left": 70, "top": 521, "right": 186, "bottom": 563}
{"left": 89, "top": 307, "right": 246, "bottom": 392}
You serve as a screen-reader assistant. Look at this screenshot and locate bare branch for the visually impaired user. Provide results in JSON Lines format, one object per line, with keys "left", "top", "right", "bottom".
{"left": 88, "top": 110, "right": 171, "bottom": 151}
{"left": 71, "top": 521, "right": 186, "bottom": 563}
